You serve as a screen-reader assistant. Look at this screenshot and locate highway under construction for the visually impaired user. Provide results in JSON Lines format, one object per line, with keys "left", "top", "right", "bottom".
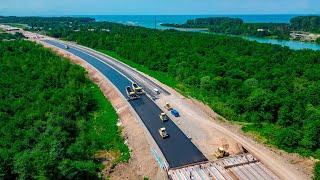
{"left": 44, "top": 39, "right": 208, "bottom": 169}
{"left": 40, "top": 39, "right": 282, "bottom": 180}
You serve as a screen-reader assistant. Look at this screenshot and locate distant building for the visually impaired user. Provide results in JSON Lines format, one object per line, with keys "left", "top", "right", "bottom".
{"left": 290, "top": 31, "right": 320, "bottom": 41}
{"left": 5, "top": 27, "right": 20, "bottom": 31}
{"left": 257, "top": 29, "right": 266, "bottom": 32}
{"left": 101, "top": 29, "right": 111, "bottom": 32}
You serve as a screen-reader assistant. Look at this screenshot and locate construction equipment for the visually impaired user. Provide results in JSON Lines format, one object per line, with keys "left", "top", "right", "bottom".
{"left": 214, "top": 147, "right": 229, "bottom": 159}
{"left": 164, "top": 103, "right": 173, "bottom": 111}
{"left": 171, "top": 109, "right": 180, "bottom": 117}
{"left": 132, "top": 83, "right": 144, "bottom": 94}
{"left": 159, "top": 112, "right": 169, "bottom": 122}
{"left": 153, "top": 88, "right": 160, "bottom": 95}
{"left": 126, "top": 86, "right": 139, "bottom": 100}
{"left": 159, "top": 127, "right": 169, "bottom": 138}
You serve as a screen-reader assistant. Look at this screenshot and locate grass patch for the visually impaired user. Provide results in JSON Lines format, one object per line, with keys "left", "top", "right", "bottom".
{"left": 315, "top": 163, "right": 320, "bottom": 180}
{"left": 242, "top": 123, "right": 278, "bottom": 145}
{"left": 89, "top": 84, "right": 130, "bottom": 163}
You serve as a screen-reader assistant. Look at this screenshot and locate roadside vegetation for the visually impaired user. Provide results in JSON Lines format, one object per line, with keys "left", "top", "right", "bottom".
{"left": 162, "top": 16, "right": 320, "bottom": 40}
{"left": 315, "top": 162, "right": 320, "bottom": 180}
{"left": 0, "top": 32, "right": 24, "bottom": 40}
{"left": 1, "top": 16, "right": 319, "bottom": 177}
{"left": 0, "top": 39, "right": 129, "bottom": 179}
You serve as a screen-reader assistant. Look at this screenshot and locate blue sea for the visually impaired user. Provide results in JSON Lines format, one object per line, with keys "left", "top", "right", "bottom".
{"left": 91, "top": 15, "right": 298, "bottom": 29}
{"left": 74, "top": 15, "right": 320, "bottom": 51}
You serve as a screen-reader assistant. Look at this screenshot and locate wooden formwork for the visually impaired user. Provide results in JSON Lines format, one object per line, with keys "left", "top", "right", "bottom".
{"left": 168, "top": 153, "right": 279, "bottom": 180}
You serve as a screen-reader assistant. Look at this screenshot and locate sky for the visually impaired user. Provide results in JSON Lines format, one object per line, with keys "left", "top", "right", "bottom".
{"left": 0, "top": 0, "right": 319, "bottom": 16}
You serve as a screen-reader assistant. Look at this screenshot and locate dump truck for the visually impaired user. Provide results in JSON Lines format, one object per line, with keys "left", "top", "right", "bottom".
{"left": 132, "top": 83, "right": 144, "bottom": 94}
{"left": 159, "top": 127, "right": 169, "bottom": 138}
{"left": 164, "top": 103, "right": 173, "bottom": 111}
{"left": 214, "top": 147, "right": 229, "bottom": 159}
{"left": 126, "top": 86, "right": 139, "bottom": 100}
{"left": 159, "top": 112, "right": 169, "bottom": 122}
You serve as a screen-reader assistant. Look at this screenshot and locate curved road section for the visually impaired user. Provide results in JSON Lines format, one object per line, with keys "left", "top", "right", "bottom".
{"left": 44, "top": 40, "right": 207, "bottom": 168}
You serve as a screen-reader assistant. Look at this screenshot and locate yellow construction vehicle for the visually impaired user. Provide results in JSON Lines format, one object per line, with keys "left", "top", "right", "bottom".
{"left": 159, "top": 112, "right": 169, "bottom": 122}
{"left": 159, "top": 127, "right": 169, "bottom": 138}
{"left": 126, "top": 86, "right": 139, "bottom": 100}
{"left": 132, "top": 83, "right": 144, "bottom": 94}
{"left": 164, "top": 103, "right": 173, "bottom": 111}
{"left": 214, "top": 147, "right": 229, "bottom": 159}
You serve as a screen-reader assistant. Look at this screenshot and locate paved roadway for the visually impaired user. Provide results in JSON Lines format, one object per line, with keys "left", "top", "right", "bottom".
{"left": 44, "top": 40, "right": 207, "bottom": 168}
{"left": 72, "top": 44, "right": 171, "bottom": 99}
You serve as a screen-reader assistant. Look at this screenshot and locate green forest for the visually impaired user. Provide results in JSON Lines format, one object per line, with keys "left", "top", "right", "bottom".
{"left": 0, "top": 38, "right": 129, "bottom": 179}
{"left": 1, "top": 16, "right": 320, "bottom": 177}
{"left": 162, "top": 16, "right": 320, "bottom": 40}
{"left": 290, "top": 16, "right": 320, "bottom": 33}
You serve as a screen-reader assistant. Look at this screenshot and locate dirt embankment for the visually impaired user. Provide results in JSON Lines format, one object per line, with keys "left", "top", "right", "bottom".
{"left": 38, "top": 41, "right": 164, "bottom": 180}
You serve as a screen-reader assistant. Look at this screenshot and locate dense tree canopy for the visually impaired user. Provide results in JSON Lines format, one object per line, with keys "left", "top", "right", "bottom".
{"left": 0, "top": 39, "right": 128, "bottom": 179}
{"left": 290, "top": 16, "right": 320, "bottom": 33}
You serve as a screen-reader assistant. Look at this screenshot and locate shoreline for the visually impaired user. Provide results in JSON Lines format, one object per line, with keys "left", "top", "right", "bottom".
{"left": 161, "top": 24, "right": 320, "bottom": 50}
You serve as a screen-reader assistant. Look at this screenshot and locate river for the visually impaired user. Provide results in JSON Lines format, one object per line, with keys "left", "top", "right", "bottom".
{"left": 243, "top": 36, "right": 320, "bottom": 51}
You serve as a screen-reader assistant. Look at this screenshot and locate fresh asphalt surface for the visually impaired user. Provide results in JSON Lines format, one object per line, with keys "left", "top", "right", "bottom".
{"left": 78, "top": 48, "right": 171, "bottom": 98}
{"left": 44, "top": 40, "right": 207, "bottom": 168}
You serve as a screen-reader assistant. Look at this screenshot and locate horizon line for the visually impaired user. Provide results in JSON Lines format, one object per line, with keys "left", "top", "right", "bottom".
{"left": 1, "top": 13, "right": 320, "bottom": 17}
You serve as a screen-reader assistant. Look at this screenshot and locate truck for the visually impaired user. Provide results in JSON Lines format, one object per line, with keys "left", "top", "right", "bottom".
{"left": 164, "top": 103, "right": 173, "bottom": 111}
{"left": 64, "top": 45, "right": 69, "bottom": 49}
{"left": 132, "top": 83, "right": 144, "bottom": 94}
{"left": 214, "top": 147, "right": 229, "bottom": 159}
{"left": 171, "top": 109, "right": 180, "bottom": 117}
{"left": 126, "top": 86, "right": 139, "bottom": 100}
{"left": 159, "top": 112, "right": 169, "bottom": 122}
{"left": 153, "top": 88, "right": 160, "bottom": 95}
{"left": 159, "top": 127, "right": 169, "bottom": 138}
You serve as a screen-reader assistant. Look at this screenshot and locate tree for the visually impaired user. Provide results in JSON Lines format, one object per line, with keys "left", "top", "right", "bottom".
{"left": 200, "top": 76, "right": 212, "bottom": 92}
{"left": 275, "top": 128, "right": 301, "bottom": 152}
